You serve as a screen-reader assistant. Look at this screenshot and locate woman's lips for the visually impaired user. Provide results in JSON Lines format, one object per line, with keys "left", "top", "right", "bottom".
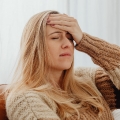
{"left": 59, "top": 53, "right": 71, "bottom": 56}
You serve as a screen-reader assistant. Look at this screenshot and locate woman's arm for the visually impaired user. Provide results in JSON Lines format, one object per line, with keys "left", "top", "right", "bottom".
{"left": 75, "top": 33, "right": 120, "bottom": 110}
{"left": 75, "top": 33, "right": 120, "bottom": 90}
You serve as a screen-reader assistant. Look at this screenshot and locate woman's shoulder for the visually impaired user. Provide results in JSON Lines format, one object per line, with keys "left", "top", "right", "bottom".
{"left": 6, "top": 90, "right": 59, "bottom": 120}
{"left": 74, "top": 67, "right": 98, "bottom": 82}
{"left": 6, "top": 90, "right": 56, "bottom": 108}
{"left": 7, "top": 90, "right": 45, "bottom": 101}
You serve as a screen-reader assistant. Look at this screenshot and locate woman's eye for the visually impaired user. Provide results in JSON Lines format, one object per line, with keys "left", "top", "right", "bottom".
{"left": 52, "top": 37, "right": 60, "bottom": 39}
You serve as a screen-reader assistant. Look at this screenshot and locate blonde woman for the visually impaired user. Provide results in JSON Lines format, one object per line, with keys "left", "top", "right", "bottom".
{"left": 5, "top": 10, "right": 120, "bottom": 120}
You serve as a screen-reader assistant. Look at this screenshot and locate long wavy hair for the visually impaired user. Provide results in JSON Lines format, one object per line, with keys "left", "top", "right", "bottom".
{"left": 5, "top": 10, "right": 104, "bottom": 119}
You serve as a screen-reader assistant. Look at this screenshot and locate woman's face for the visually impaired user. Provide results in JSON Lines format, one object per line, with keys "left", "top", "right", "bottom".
{"left": 46, "top": 25, "right": 74, "bottom": 71}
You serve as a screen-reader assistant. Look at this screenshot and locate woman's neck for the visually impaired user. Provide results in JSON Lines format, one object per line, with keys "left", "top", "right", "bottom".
{"left": 48, "top": 69, "right": 64, "bottom": 87}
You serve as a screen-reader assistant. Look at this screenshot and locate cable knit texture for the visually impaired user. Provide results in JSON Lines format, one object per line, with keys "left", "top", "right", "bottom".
{"left": 95, "top": 68, "right": 116, "bottom": 110}
{"left": 76, "top": 33, "right": 120, "bottom": 89}
{"left": 6, "top": 33, "right": 120, "bottom": 120}
{"left": 6, "top": 91, "right": 60, "bottom": 120}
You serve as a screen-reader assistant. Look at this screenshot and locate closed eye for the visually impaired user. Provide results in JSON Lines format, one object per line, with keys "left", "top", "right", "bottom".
{"left": 52, "top": 37, "right": 60, "bottom": 39}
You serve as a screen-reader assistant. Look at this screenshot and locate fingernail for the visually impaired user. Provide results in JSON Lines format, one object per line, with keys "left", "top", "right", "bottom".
{"left": 51, "top": 24, "right": 55, "bottom": 26}
{"left": 47, "top": 20, "right": 50, "bottom": 23}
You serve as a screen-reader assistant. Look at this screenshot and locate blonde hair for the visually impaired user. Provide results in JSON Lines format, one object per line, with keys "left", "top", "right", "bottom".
{"left": 5, "top": 10, "right": 104, "bottom": 119}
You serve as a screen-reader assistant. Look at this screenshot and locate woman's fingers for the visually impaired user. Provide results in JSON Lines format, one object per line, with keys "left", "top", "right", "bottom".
{"left": 50, "top": 24, "right": 70, "bottom": 32}
{"left": 47, "top": 14, "right": 76, "bottom": 29}
{"left": 47, "top": 14, "right": 83, "bottom": 44}
{"left": 48, "top": 15, "right": 74, "bottom": 23}
{"left": 49, "top": 13, "right": 67, "bottom": 17}
{"left": 47, "top": 20, "right": 72, "bottom": 27}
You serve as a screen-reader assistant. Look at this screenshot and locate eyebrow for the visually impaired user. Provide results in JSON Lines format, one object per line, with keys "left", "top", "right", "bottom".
{"left": 48, "top": 31, "right": 62, "bottom": 36}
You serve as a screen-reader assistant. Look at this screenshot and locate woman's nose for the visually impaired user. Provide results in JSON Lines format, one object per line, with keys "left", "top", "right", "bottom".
{"left": 61, "top": 37, "right": 73, "bottom": 48}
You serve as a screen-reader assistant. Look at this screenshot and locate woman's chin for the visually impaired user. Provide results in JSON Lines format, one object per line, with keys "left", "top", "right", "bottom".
{"left": 50, "top": 62, "right": 73, "bottom": 71}
{"left": 60, "top": 64, "right": 72, "bottom": 70}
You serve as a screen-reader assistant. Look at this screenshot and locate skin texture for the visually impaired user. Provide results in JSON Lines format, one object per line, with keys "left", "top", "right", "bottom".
{"left": 46, "top": 25, "right": 74, "bottom": 84}
{"left": 46, "top": 25, "right": 74, "bottom": 70}
{"left": 46, "top": 14, "right": 83, "bottom": 84}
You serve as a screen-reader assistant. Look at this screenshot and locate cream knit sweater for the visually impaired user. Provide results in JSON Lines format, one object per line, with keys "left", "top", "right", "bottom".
{"left": 6, "top": 33, "right": 120, "bottom": 120}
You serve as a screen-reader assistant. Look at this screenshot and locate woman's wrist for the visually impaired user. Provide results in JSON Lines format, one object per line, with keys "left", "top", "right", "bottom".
{"left": 75, "top": 32, "right": 84, "bottom": 45}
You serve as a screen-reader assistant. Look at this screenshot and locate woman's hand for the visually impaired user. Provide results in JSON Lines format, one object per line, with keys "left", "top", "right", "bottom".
{"left": 47, "top": 14, "right": 83, "bottom": 44}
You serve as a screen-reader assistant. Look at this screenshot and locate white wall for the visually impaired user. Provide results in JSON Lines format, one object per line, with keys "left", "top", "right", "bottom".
{"left": 0, "top": 0, "right": 120, "bottom": 83}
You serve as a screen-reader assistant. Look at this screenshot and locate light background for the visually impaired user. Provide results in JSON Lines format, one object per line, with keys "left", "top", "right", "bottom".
{"left": 0, "top": 0, "right": 120, "bottom": 83}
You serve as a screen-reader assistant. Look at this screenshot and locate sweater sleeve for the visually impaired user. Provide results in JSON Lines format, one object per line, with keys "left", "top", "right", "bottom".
{"left": 6, "top": 91, "right": 60, "bottom": 120}
{"left": 75, "top": 33, "right": 120, "bottom": 110}
{"left": 75, "top": 32, "right": 120, "bottom": 90}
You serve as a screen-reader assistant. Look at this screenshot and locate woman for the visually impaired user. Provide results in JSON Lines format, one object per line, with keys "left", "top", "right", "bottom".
{"left": 5, "top": 10, "right": 120, "bottom": 120}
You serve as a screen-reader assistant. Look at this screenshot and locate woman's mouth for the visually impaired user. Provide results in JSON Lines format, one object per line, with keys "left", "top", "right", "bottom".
{"left": 59, "top": 53, "right": 71, "bottom": 56}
